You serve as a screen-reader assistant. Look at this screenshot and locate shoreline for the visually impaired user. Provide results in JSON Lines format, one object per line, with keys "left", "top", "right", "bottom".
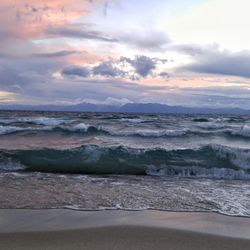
{"left": 1, "top": 172, "right": 250, "bottom": 217}
{"left": 0, "top": 209, "right": 250, "bottom": 250}
{"left": 1, "top": 206, "right": 250, "bottom": 219}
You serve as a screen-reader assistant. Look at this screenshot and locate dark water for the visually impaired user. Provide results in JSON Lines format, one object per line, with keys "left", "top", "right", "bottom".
{"left": 0, "top": 111, "right": 250, "bottom": 216}
{"left": 0, "top": 111, "right": 249, "bottom": 179}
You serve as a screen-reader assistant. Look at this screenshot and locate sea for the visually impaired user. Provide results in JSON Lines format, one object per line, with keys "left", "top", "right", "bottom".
{"left": 0, "top": 110, "right": 249, "bottom": 216}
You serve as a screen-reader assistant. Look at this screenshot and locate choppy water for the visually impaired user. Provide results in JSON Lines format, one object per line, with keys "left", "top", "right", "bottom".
{"left": 0, "top": 111, "right": 250, "bottom": 178}
{"left": 0, "top": 111, "right": 249, "bottom": 216}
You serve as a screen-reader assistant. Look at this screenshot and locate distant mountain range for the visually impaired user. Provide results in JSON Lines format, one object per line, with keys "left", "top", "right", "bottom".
{"left": 0, "top": 102, "right": 250, "bottom": 115}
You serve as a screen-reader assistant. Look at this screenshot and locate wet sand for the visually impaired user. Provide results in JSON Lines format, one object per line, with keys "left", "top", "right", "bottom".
{"left": 0, "top": 209, "right": 250, "bottom": 250}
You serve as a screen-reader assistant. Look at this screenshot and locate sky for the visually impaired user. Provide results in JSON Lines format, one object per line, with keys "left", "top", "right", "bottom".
{"left": 0, "top": 0, "right": 250, "bottom": 108}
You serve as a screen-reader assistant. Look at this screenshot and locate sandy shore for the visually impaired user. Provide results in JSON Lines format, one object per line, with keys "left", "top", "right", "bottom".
{"left": 0, "top": 209, "right": 250, "bottom": 250}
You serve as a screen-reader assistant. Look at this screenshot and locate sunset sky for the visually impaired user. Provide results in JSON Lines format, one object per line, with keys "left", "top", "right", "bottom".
{"left": 0, "top": 0, "right": 250, "bottom": 108}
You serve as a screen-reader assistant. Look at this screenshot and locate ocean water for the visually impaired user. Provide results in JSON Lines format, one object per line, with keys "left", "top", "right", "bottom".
{"left": 0, "top": 111, "right": 250, "bottom": 216}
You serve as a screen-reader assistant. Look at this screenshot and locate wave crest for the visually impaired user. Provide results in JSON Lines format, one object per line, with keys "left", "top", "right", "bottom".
{"left": 230, "top": 125, "right": 250, "bottom": 138}
{"left": 0, "top": 144, "right": 249, "bottom": 179}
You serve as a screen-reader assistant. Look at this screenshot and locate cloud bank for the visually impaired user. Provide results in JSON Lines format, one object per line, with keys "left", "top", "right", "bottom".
{"left": 0, "top": 0, "right": 250, "bottom": 109}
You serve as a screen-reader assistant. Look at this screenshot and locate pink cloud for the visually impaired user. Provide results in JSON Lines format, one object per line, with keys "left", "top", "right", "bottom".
{"left": 0, "top": 0, "right": 104, "bottom": 43}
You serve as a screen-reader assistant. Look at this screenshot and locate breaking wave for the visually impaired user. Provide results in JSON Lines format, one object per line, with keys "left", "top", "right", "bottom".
{"left": 229, "top": 125, "right": 250, "bottom": 138}
{"left": 0, "top": 117, "right": 68, "bottom": 126}
{"left": 1, "top": 121, "right": 250, "bottom": 140}
{"left": 0, "top": 144, "right": 249, "bottom": 179}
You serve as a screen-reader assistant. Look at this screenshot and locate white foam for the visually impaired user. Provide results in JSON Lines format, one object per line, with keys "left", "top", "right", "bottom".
{"left": 212, "top": 144, "right": 250, "bottom": 170}
{"left": 231, "top": 125, "right": 250, "bottom": 137}
{"left": 19, "top": 117, "right": 66, "bottom": 126}
{"left": 0, "top": 125, "right": 48, "bottom": 135}
{"left": 145, "top": 165, "right": 250, "bottom": 179}
{"left": 0, "top": 125, "right": 23, "bottom": 135}
{"left": 69, "top": 123, "right": 90, "bottom": 132}
{"left": 197, "top": 122, "right": 226, "bottom": 129}
{"left": 121, "top": 118, "right": 145, "bottom": 123}
{"left": 110, "top": 129, "right": 186, "bottom": 137}
{"left": 0, "top": 160, "right": 25, "bottom": 171}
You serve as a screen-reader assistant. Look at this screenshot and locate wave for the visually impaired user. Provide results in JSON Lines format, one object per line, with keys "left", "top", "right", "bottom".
{"left": 0, "top": 122, "right": 186, "bottom": 137}
{"left": 0, "top": 125, "right": 44, "bottom": 135}
{"left": 0, "top": 144, "right": 249, "bottom": 179}
{"left": 229, "top": 125, "right": 250, "bottom": 138}
{"left": 1, "top": 122, "right": 250, "bottom": 140}
{"left": 0, "top": 122, "right": 98, "bottom": 136}
{"left": 108, "top": 129, "right": 187, "bottom": 137}
{"left": 0, "top": 124, "right": 53, "bottom": 135}
{"left": 120, "top": 118, "right": 148, "bottom": 123}
{"left": 0, "top": 125, "right": 23, "bottom": 135}
{"left": 68, "top": 123, "right": 91, "bottom": 132}
{"left": 0, "top": 122, "right": 189, "bottom": 137}
{"left": 195, "top": 123, "right": 227, "bottom": 130}
{"left": 19, "top": 117, "right": 70, "bottom": 126}
{"left": 0, "top": 117, "right": 68, "bottom": 126}
{"left": 0, "top": 124, "right": 193, "bottom": 137}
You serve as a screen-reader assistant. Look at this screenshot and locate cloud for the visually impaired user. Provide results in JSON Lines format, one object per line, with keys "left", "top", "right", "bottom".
{"left": 0, "top": 48, "right": 69, "bottom": 98}
{"left": 81, "top": 97, "right": 133, "bottom": 106}
{"left": 0, "top": 0, "right": 106, "bottom": 45}
{"left": 0, "top": 48, "right": 77, "bottom": 60}
{"left": 128, "top": 56, "right": 156, "bottom": 77}
{"left": 159, "top": 72, "right": 170, "bottom": 79}
{"left": 178, "top": 86, "right": 250, "bottom": 108}
{"left": 176, "top": 45, "right": 250, "bottom": 79}
{"left": 21, "top": 77, "right": 167, "bottom": 106}
{"left": 173, "top": 44, "right": 207, "bottom": 56}
{"left": 0, "top": 90, "right": 18, "bottom": 103}
{"left": 32, "top": 50, "right": 77, "bottom": 58}
{"left": 46, "top": 25, "right": 118, "bottom": 42}
{"left": 1, "top": 54, "right": 250, "bottom": 109}
{"left": 61, "top": 65, "right": 90, "bottom": 77}
{"left": 92, "top": 61, "right": 125, "bottom": 77}
{"left": 0, "top": 66, "right": 29, "bottom": 91}
{"left": 61, "top": 55, "right": 168, "bottom": 79}
{"left": 47, "top": 25, "right": 170, "bottom": 50}
{"left": 139, "top": 85, "right": 250, "bottom": 109}
{"left": 121, "top": 56, "right": 164, "bottom": 77}
{"left": 61, "top": 61, "right": 123, "bottom": 79}
{"left": 120, "top": 30, "right": 171, "bottom": 50}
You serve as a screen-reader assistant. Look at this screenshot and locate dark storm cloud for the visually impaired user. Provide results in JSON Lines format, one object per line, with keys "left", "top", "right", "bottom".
{"left": 46, "top": 25, "right": 118, "bottom": 42}
{"left": 92, "top": 61, "right": 125, "bottom": 77}
{"left": 61, "top": 65, "right": 90, "bottom": 78}
{"left": 121, "top": 56, "right": 164, "bottom": 77}
{"left": 61, "top": 56, "right": 168, "bottom": 79}
{"left": 176, "top": 44, "right": 250, "bottom": 79}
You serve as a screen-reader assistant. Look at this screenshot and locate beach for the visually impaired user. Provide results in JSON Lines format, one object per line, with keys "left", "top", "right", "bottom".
{"left": 0, "top": 209, "right": 250, "bottom": 250}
